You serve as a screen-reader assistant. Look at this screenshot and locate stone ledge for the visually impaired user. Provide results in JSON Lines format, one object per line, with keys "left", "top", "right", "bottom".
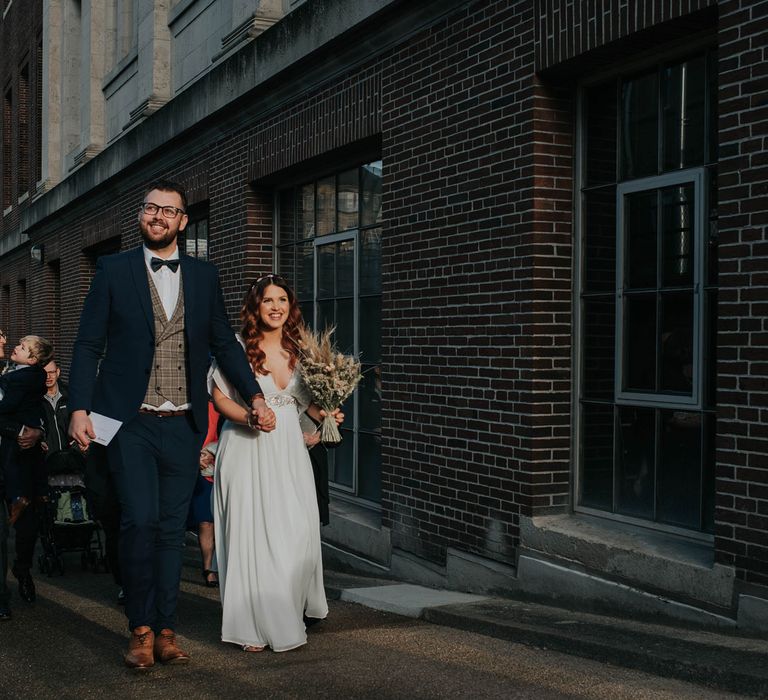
{"left": 520, "top": 514, "right": 734, "bottom": 610}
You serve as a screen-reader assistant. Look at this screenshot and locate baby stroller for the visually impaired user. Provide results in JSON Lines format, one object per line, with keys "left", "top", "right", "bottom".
{"left": 37, "top": 449, "right": 106, "bottom": 576}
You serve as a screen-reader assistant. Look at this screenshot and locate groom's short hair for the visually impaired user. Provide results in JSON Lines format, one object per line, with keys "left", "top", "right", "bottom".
{"left": 143, "top": 179, "right": 188, "bottom": 212}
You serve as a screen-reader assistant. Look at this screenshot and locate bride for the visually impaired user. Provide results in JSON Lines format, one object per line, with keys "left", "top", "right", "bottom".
{"left": 209, "top": 274, "right": 341, "bottom": 652}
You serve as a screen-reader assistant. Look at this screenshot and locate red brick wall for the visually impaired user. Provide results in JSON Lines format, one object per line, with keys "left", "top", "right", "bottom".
{"left": 716, "top": 0, "right": 768, "bottom": 590}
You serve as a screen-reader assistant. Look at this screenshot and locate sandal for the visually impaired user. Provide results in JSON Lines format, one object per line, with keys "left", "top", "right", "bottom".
{"left": 242, "top": 644, "right": 266, "bottom": 652}
{"left": 202, "top": 569, "right": 219, "bottom": 588}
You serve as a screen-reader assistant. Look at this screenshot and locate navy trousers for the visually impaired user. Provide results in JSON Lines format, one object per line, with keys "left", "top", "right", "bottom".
{"left": 107, "top": 412, "right": 203, "bottom": 632}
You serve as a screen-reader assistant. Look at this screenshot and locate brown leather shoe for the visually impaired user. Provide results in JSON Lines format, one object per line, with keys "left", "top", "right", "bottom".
{"left": 125, "top": 626, "right": 155, "bottom": 670}
{"left": 154, "top": 629, "right": 190, "bottom": 664}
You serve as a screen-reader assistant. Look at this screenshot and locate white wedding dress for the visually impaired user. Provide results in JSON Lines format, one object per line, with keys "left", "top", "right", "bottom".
{"left": 209, "top": 356, "right": 328, "bottom": 652}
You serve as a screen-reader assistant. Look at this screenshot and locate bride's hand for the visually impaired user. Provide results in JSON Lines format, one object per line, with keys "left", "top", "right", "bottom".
{"left": 320, "top": 408, "right": 344, "bottom": 427}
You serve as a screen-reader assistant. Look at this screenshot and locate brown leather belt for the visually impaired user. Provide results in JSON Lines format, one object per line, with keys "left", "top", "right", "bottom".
{"left": 138, "top": 408, "right": 190, "bottom": 417}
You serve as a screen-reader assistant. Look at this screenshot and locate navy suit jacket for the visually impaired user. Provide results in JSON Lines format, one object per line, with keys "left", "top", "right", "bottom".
{"left": 69, "top": 247, "right": 260, "bottom": 434}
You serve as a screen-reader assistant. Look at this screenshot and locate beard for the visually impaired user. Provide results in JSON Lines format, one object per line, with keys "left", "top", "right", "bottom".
{"left": 140, "top": 219, "right": 178, "bottom": 250}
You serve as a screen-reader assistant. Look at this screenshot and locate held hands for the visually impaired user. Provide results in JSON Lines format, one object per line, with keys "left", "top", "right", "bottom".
{"left": 17, "top": 427, "right": 43, "bottom": 450}
{"left": 69, "top": 409, "right": 95, "bottom": 451}
{"left": 250, "top": 396, "right": 276, "bottom": 432}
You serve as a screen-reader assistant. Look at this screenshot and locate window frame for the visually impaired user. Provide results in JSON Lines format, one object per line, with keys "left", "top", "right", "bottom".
{"left": 614, "top": 168, "right": 706, "bottom": 410}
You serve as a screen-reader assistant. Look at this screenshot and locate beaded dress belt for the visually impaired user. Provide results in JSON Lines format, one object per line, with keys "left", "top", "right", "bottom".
{"left": 264, "top": 395, "right": 296, "bottom": 408}
{"left": 138, "top": 408, "right": 190, "bottom": 417}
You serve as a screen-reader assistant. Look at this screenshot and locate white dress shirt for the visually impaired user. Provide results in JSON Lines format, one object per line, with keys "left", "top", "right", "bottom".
{"left": 143, "top": 245, "right": 180, "bottom": 320}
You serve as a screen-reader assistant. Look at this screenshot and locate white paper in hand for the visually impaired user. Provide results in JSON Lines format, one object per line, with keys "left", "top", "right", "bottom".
{"left": 89, "top": 412, "right": 123, "bottom": 446}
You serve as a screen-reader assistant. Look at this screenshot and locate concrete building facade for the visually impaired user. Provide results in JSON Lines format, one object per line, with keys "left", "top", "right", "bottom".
{"left": 1, "top": 0, "right": 767, "bottom": 632}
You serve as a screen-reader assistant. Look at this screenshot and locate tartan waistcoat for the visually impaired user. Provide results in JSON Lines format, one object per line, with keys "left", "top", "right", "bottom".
{"left": 142, "top": 271, "right": 189, "bottom": 408}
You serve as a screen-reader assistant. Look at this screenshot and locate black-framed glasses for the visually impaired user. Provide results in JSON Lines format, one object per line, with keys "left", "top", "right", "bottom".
{"left": 140, "top": 202, "right": 186, "bottom": 219}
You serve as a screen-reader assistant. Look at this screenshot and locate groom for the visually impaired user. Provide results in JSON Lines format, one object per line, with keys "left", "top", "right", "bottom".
{"left": 69, "top": 179, "right": 275, "bottom": 670}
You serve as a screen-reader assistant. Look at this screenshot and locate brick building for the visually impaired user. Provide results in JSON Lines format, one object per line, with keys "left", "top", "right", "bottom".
{"left": 1, "top": 0, "right": 767, "bottom": 631}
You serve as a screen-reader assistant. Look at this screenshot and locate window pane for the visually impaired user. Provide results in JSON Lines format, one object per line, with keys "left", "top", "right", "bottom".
{"left": 299, "top": 300, "right": 314, "bottom": 327}
{"left": 277, "top": 245, "right": 295, "bottom": 284}
{"left": 583, "top": 188, "right": 616, "bottom": 293}
{"left": 316, "top": 176, "right": 336, "bottom": 236}
{"left": 337, "top": 169, "right": 359, "bottom": 231}
{"left": 197, "top": 219, "right": 208, "bottom": 260}
{"left": 662, "top": 56, "right": 706, "bottom": 171}
{"left": 296, "top": 242, "right": 314, "bottom": 302}
{"left": 360, "top": 296, "right": 381, "bottom": 364}
{"left": 580, "top": 402, "right": 614, "bottom": 510}
{"left": 317, "top": 299, "right": 333, "bottom": 333}
{"left": 616, "top": 406, "right": 655, "bottom": 519}
{"left": 585, "top": 82, "right": 617, "bottom": 186}
{"left": 360, "top": 228, "right": 382, "bottom": 295}
{"left": 337, "top": 239, "right": 354, "bottom": 297}
{"left": 582, "top": 297, "right": 615, "bottom": 400}
{"left": 329, "top": 428, "right": 354, "bottom": 488}
{"left": 317, "top": 244, "right": 334, "bottom": 299}
{"left": 625, "top": 190, "right": 657, "bottom": 289}
{"left": 358, "top": 365, "right": 381, "bottom": 431}
{"left": 361, "top": 161, "right": 382, "bottom": 226}
{"left": 336, "top": 298, "right": 355, "bottom": 356}
{"left": 659, "top": 291, "right": 694, "bottom": 395}
{"left": 278, "top": 189, "right": 295, "bottom": 244}
{"left": 298, "top": 184, "right": 314, "bottom": 239}
{"left": 661, "top": 184, "right": 695, "bottom": 287}
{"left": 621, "top": 71, "right": 658, "bottom": 179}
{"left": 624, "top": 293, "right": 657, "bottom": 392}
{"left": 357, "top": 432, "right": 382, "bottom": 503}
{"left": 657, "top": 409, "right": 702, "bottom": 529}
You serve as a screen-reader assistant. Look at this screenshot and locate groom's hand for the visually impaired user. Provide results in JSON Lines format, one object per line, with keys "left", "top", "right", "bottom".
{"left": 69, "top": 409, "right": 96, "bottom": 451}
{"left": 251, "top": 396, "right": 276, "bottom": 432}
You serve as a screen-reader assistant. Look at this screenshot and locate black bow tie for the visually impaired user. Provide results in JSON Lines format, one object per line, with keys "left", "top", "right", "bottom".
{"left": 150, "top": 257, "right": 180, "bottom": 273}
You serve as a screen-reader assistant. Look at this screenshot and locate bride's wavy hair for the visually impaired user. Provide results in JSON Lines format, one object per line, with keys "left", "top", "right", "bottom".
{"left": 240, "top": 274, "right": 304, "bottom": 375}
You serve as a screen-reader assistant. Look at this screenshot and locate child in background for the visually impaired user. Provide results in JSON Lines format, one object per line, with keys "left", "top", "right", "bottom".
{"left": 0, "top": 336, "right": 53, "bottom": 524}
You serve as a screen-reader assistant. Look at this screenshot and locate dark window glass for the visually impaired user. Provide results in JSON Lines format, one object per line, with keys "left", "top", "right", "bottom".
{"left": 358, "top": 432, "right": 382, "bottom": 502}
{"left": 296, "top": 241, "right": 314, "bottom": 302}
{"left": 278, "top": 189, "right": 295, "bottom": 244}
{"left": 277, "top": 245, "right": 294, "bottom": 286}
{"left": 621, "top": 72, "right": 658, "bottom": 179}
{"left": 701, "top": 413, "right": 715, "bottom": 533}
{"left": 582, "top": 297, "right": 615, "bottom": 401}
{"left": 585, "top": 83, "right": 617, "bottom": 186}
{"left": 616, "top": 406, "right": 655, "bottom": 518}
{"left": 337, "top": 169, "right": 359, "bottom": 231}
{"left": 316, "top": 176, "right": 336, "bottom": 236}
{"left": 657, "top": 409, "right": 702, "bottom": 528}
{"left": 336, "top": 298, "right": 355, "bottom": 356}
{"left": 298, "top": 184, "right": 314, "bottom": 239}
{"left": 358, "top": 367, "right": 382, "bottom": 431}
{"left": 581, "top": 402, "right": 614, "bottom": 510}
{"left": 329, "top": 428, "right": 354, "bottom": 488}
{"left": 361, "top": 161, "right": 383, "bottom": 226}
{"left": 624, "top": 293, "right": 657, "bottom": 392}
{"left": 625, "top": 190, "right": 657, "bottom": 289}
{"left": 662, "top": 56, "right": 706, "bottom": 171}
{"left": 659, "top": 292, "right": 694, "bottom": 395}
{"left": 704, "top": 290, "right": 717, "bottom": 409}
{"left": 360, "top": 228, "right": 382, "bottom": 295}
{"left": 337, "top": 239, "right": 355, "bottom": 297}
{"left": 583, "top": 188, "right": 616, "bottom": 293}
{"left": 661, "top": 184, "right": 694, "bottom": 287}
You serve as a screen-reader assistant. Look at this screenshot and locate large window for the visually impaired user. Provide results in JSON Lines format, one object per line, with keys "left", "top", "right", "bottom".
{"left": 577, "top": 52, "right": 717, "bottom": 534}
{"left": 276, "top": 161, "right": 382, "bottom": 504}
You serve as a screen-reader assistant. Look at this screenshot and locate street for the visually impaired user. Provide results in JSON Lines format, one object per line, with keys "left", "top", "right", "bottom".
{"left": 0, "top": 552, "right": 753, "bottom": 700}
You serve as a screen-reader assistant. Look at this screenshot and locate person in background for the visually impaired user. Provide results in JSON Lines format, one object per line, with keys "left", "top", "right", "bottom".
{"left": 0, "top": 333, "right": 49, "bottom": 616}
{"left": 188, "top": 401, "right": 221, "bottom": 588}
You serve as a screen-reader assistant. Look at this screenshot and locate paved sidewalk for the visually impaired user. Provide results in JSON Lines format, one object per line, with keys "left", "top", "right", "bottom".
{"left": 322, "top": 570, "right": 768, "bottom": 699}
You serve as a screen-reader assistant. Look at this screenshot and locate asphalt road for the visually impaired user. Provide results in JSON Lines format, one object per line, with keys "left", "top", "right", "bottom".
{"left": 0, "top": 553, "right": 753, "bottom": 700}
